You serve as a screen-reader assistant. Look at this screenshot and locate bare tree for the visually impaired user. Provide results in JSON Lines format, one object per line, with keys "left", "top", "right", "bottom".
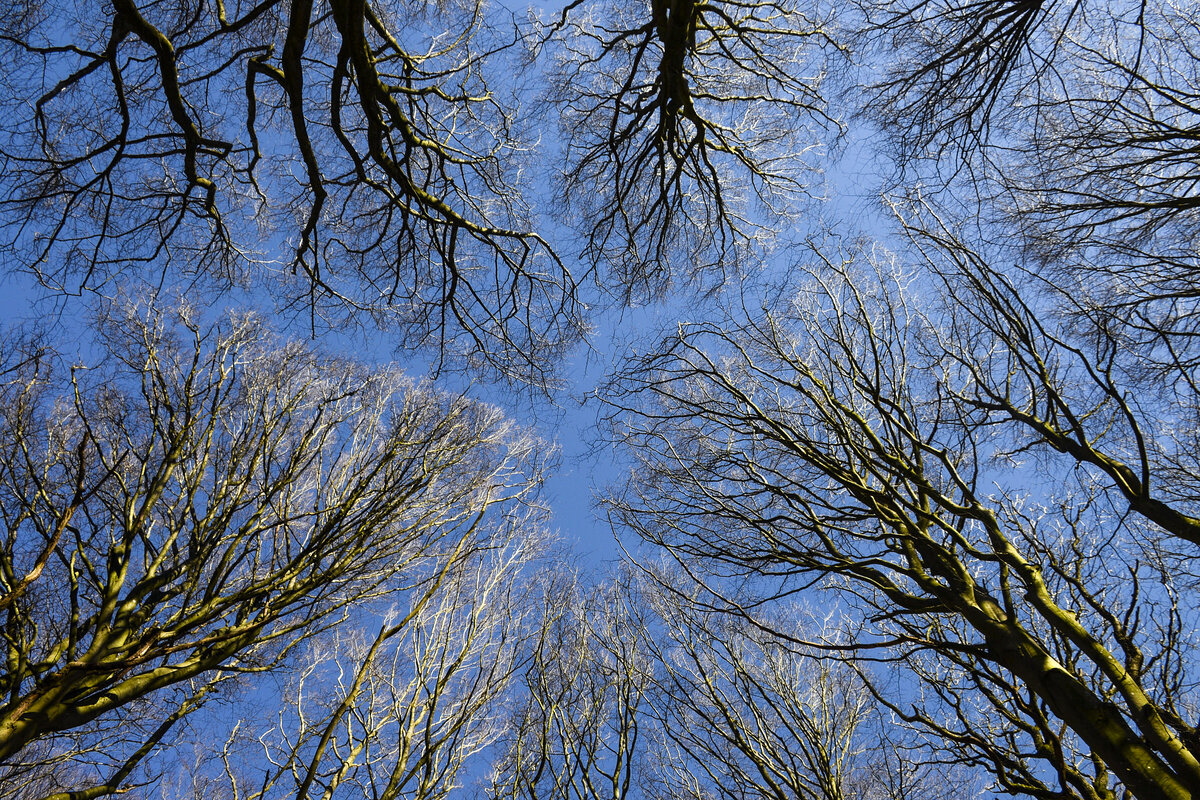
{"left": 489, "top": 568, "right": 947, "bottom": 800}
{"left": 541, "top": 0, "right": 845, "bottom": 303}
{"left": 195, "top": 509, "right": 551, "bottom": 800}
{"left": 860, "top": 0, "right": 1077, "bottom": 166}
{"left": 861, "top": 0, "right": 1200, "bottom": 367}
{"left": 490, "top": 574, "right": 652, "bottom": 800}
{"left": 601, "top": 231, "right": 1200, "bottom": 800}
{"left": 1004, "top": 1, "right": 1200, "bottom": 361}
{"left": 0, "top": 301, "right": 547, "bottom": 799}
{"left": 640, "top": 578, "right": 932, "bottom": 800}
{"left": 0, "top": 0, "right": 577, "bottom": 383}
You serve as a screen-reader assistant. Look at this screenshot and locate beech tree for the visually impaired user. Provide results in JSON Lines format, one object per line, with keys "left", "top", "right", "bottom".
{"left": 5, "top": 0, "right": 1200, "bottom": 797}
{"left": 490, "top": 569, "right": 945, "bottom": 800}
{"left": 589, "top": 3, "right": 1200, "bottom": 797}
{"left": 601, "top": 228, "right": 1200, "bottom": 799}
{"left": 864, "top": 0, "right": 1200, "bottom": 359}
{"left": 0, "top": 303, "right": 547, "bottom": 799}
{"left": 541, "top": 0, "right": 844, "bottom": 302}
{"left": 0, "top": 0, "right": 576, "bottom": 382}
{"left": 490, "top": 575, "right": 651, "bottom": 800}
{"left": 0, "top": 0, "right": 855, "bottom": 381}
{"left": 203, "top": 513, "right": 550, "bottom": 800}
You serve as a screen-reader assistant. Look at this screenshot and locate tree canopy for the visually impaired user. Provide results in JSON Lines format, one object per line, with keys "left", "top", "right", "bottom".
{"left": 3, "top": 0, "right": 1200, "bottom": 798}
